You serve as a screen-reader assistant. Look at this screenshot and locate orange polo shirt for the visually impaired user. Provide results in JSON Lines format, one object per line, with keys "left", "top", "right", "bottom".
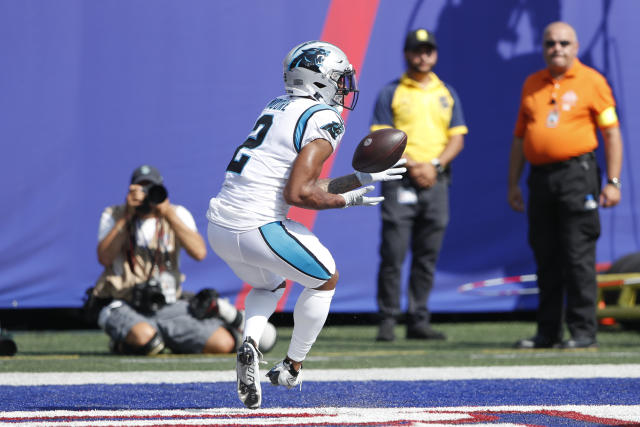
{"left": 514, "top": 59, "right": 619, "bottom": 165}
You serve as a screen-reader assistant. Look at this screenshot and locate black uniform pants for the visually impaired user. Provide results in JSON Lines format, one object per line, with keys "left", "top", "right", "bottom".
{"left": 376, "top": 175, "right": 449, "bottom": 327}
{"left": 527, "top": 152, "right": 601, "bottom": 341}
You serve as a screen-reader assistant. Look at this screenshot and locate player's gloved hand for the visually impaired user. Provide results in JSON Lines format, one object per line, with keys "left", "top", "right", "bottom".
{"left": 354, "top": 158, "right": 407, "bottom": 186}
{"left": 340, "top": 185, "right": 384, "bottom": 208}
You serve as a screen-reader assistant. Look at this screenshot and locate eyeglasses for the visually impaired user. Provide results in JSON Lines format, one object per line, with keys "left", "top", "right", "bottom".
{"left": 544, "top": 40, "right": 571, "bottom": 48}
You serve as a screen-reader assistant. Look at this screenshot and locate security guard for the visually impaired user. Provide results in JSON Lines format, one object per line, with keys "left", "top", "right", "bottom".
{"left": 371, "top": 28, "right": 468, "bottom": 342}
{"left": 508, "top": 22, "right": 623, "bottom": 349}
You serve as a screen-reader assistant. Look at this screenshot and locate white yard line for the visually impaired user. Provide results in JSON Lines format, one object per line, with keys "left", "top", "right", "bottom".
{"left": 2, "top": 364, "right": 640, "bottom": 385}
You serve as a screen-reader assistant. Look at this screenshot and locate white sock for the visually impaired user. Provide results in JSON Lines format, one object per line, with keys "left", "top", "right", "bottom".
{"left": 243, "top": 287, "right": 284, "bottom": 345}
{"left": 287, "top": 288, "right": 335, "bottom": 362}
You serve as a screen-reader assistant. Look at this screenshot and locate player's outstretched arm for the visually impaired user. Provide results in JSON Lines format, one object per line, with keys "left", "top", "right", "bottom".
{"left": 284, "top": 138, "right": 351, "bottom": 210}
{"left": 354, "top": 159, "right": 407, "bottom": 186}
{"left": 318, "top": 159, "right": 407, "bottom": 193}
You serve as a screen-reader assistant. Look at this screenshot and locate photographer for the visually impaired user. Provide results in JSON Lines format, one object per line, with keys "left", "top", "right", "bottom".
{"left": 88, "top": 165, "right": 271, "bottom": 355}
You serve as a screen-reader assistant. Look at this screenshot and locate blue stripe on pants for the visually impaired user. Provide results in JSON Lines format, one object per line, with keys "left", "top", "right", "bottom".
{"left": 259, "top": 221, "right": 331, "bottom": 280}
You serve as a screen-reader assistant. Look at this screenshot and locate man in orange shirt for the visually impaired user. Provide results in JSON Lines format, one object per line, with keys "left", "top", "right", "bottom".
{"left": 507, "top": 22, "right": 623, "bottom": 349}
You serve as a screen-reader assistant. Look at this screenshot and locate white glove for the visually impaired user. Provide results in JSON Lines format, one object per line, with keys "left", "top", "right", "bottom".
{"left": 340, "top": 185, "right": 384, "bottom": 208}
{"left": 355, "top": 158, "right": 407, "bottom": 186}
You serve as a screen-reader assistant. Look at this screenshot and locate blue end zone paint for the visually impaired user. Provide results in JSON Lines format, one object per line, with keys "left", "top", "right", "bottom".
{"left": 1, "top": 379, "right": 639, "bottom": 411}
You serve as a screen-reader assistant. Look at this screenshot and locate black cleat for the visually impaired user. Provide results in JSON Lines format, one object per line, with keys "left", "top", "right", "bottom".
{"left": 236, "top": 338, "right": 263, "bottom": 409}
{"left": 267, "top": 359, "right": 302, "bottom": 389}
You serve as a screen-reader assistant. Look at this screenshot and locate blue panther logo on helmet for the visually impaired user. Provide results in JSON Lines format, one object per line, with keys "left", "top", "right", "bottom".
{"left": 288, "top": 47, "right": 330, "bottom": 73}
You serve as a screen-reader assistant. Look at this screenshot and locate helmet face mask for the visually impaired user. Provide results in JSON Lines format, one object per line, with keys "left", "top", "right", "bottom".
{"left": 331, "top": 67, "right": 359, "bottom": 111}
{"left": 283, "top": 41, "right": 359, "bottom": 111}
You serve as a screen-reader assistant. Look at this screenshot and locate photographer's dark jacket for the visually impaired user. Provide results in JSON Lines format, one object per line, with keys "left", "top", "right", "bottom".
{"left": 93, "top": 204, "right": 184, "bottom": 302}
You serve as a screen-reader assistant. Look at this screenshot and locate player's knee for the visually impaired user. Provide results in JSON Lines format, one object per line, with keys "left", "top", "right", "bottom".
{"left": 315, "top": 270, "right": 339, "bottom": 291}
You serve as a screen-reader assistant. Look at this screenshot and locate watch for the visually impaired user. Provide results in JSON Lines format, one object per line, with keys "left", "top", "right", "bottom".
{"left": 430, "top": 158, "right": 445, "bottom": 174}
{"left": 607, "top": 177, "right": 622, "bottom": 189}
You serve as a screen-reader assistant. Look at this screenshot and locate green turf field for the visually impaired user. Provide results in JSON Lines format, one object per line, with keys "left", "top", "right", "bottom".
{"left": 2, "top": 321, "right": 640, "bottom": 373}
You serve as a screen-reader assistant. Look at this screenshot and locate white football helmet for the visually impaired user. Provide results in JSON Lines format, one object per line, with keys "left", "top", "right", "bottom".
{"left": 283, "top": 40, "right": 359, "bottom": 111}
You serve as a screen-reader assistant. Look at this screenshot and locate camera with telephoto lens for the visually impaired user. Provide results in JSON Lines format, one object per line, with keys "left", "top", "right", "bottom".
{"left": 136, "top": 184, "right": 168, "bottom": 214}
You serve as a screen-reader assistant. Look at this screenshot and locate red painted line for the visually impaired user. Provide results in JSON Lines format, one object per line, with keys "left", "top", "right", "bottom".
{"left": 0, "top": 412, "right": 335, "bottom": 422}
{"left": 146, "top": 422, "right": 418, "bottom": 427}
{"left": 236, "top": 0, "right": 380, "bottom": 311}
{"left": 275, "top": 279, "right": 294, "bottom": 312}
{"left": 235, "top": 283, "right": 252, "bottom": 310}
{"left": 484, "top": 409, "right": 638, "bottom": 425}
{"left": 535, "top": 409, "right": 639, "bottom": 424}
{"left": 430, "top": 409, "right": 638, "bottom": 425}
{"left": 2, "top": 409, "right": 638, "bottom": 425}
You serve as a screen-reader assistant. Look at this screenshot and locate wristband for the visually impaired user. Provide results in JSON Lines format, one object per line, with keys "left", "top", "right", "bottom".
{"left": 430, "top": 158, "right": 445, "bottom": 174}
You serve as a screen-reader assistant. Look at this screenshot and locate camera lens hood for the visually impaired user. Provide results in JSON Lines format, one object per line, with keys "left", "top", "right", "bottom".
{"left": 147, "top": 184, "right": 168, "bottom": 204}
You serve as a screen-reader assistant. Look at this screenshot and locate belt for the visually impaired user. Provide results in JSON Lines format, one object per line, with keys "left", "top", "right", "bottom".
{"left": 530, "top": 152, "right": 595, "bottom": 172}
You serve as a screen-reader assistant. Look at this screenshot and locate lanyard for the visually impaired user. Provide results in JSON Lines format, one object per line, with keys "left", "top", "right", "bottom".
{"left": 126, "top": 217, "right": 166, "bottom": 281}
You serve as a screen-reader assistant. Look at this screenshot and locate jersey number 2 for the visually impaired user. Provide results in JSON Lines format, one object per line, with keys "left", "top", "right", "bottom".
{"left": 226, "top": 114, "right": 273, "bottom": 174}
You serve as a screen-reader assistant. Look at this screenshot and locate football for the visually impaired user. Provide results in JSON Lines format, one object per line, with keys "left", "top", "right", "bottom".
{"left": 352, "top": 128, "right": 407, "bottom": 173}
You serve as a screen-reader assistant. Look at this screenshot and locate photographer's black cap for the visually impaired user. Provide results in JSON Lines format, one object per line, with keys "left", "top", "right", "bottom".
{"left": 131, "top": 165, "right": 163, "bottom": 185}
{"left": 404, "top": 28, "right": 438, "bottom": 51}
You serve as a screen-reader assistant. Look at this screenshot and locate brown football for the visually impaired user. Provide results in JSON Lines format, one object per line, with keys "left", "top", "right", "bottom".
{"left": 352, "top": 128, "right": 407, "bottom": 173}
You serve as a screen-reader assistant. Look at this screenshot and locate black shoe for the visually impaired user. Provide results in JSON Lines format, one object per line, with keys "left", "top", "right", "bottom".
{"left": 561, "top": 337, "right": 598, "bottom": 349}
{"left": 376, "top": 319, "right": 396, "bottom": 342}
{"left": 236, "top": 338, "right": 263, "bottom": 409}
{"left": 514, "top": 336, "right": 561, "bottom": 349}
{"left": 406, "top": 326, "right": 447, "bottom": 340}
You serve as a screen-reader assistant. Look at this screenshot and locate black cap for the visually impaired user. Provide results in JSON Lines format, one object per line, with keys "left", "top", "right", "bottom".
{"left": 404, "top": 28, "right": 438, "bottom": 51}
{"left": 130, "top": 165, "right": 163, "bottom": 185}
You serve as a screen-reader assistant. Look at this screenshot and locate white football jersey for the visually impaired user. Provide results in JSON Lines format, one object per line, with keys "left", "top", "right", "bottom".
{"left": 207, "top": 95, "right": 345, "bottom": 230}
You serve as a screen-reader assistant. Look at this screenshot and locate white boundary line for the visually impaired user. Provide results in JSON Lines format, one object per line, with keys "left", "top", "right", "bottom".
{"left": 2, "top": 364, "right": 640, "bottom": 385}
{"left": 1, "top": 406, "right": 640, "bottom": 425}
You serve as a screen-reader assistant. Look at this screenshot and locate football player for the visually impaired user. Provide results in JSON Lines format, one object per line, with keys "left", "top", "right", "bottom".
{"left": 206, "top": 40, "right": 406, "bottom": 409}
